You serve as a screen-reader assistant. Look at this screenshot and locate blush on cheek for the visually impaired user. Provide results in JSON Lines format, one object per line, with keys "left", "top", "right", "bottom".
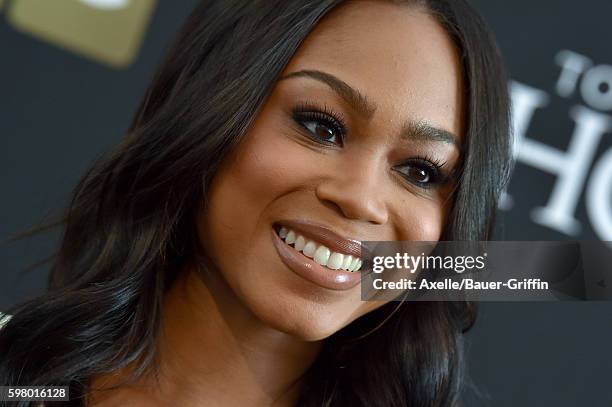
{"left": 396, "top": 204, "right": 446, "bottom": 242}
{"left": 420, "top": 216, "right": 445, "bottom": 241}
{"left": 228, "top": 128, "right": 325, "bottom": 208}
{"left": 232, "top": 129, "right": 295, "bottom": 186}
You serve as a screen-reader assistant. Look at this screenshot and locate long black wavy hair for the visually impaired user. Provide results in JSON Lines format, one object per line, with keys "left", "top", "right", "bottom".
{"left": 0, "top": 0, "right": 511, "bottom": 406}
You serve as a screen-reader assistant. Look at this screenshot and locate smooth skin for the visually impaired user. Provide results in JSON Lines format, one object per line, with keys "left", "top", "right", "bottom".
{"left": 88, "top": 1, "right": 465, "bottom": 406}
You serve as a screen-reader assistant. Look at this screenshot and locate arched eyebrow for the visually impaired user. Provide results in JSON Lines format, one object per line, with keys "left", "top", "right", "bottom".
{"left": 279, "top": 69, "right": 377, "bottom": 119}
{"left": 404, "top": 121, "right": 460, "bottom": 148}
{"left": 278, "top": 69, "right": 460, "bottom": 149}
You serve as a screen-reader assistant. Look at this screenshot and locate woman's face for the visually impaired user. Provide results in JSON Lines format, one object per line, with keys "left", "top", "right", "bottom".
{"left": 199, "top": 1, "right": 464, "bottom": 341}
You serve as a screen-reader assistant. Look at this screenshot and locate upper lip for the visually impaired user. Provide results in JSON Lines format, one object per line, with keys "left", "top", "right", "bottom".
{"left": 274, "top": 219, "right": 371, "bottom": 260}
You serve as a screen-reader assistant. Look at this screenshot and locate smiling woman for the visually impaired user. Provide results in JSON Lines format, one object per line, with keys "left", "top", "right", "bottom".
{"left": 0, "top": 1, "right": 511, "bottom": 406}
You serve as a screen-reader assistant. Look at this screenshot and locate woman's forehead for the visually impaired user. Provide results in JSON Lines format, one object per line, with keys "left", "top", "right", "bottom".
{"left": 280, "top": 0, "right": 465, "bottom": 142}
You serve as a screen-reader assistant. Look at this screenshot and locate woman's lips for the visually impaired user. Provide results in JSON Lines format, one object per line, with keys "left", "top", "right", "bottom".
{"left": 271, "top": 227, "right": 362, "bottom": 291}
{"left": 273, "top": 219, "right": 369, "bottom": 260}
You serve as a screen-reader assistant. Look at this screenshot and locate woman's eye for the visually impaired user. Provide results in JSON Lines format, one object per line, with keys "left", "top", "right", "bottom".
{"left": 405, "top": 166, "right": 431, "bottom": 184}
{"left": 292, "top": 108, "right": 346, "bottom": 146}
{"left": 303, "top": 120, "right": 342, "bottom": 145}
{"left": 395, "top": 159, "right": 447, "bottom": 189}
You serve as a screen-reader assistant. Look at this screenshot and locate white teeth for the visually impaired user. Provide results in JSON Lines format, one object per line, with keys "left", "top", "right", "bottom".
{"left": 349, "top": 257, "right": 360, "bottom": 272}
{"left": 279, "top": 227, "right": 288, "bottom": 238}
{"left": 341, "top": 255, "right": 353, "bottom": 271}
{"left": 294, "top": 235, "right": 306, "bottom": 251}
{"left": 285, "top": 230, "right": 296, "bottom": 244}
{"left": 277, "top": 226, "right": 362, "bottom": 272}
{"left": 302, "top": 240, "right": 317, "bottom": 257}
{"left": 313, "top": 246, "right": 331, "bottom": 265}
{"left": 327, "top": 252, "right": 344, "bottom": 270}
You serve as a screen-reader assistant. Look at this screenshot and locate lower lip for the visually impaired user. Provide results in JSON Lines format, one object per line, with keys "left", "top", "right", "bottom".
{"left": 271, "top": 227, "right": 362, "bottom": 291}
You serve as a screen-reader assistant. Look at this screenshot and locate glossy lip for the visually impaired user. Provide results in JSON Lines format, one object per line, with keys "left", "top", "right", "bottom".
{"left": 273, "top": 219, "right": 371, "bottom": 260}
{"left": 270, "top": 223, "right": 363, "bottom": 291}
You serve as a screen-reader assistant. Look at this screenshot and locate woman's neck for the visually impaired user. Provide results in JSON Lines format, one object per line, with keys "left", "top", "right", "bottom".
{"left": 88, "top": 264, "right": 322, "bottom": 406}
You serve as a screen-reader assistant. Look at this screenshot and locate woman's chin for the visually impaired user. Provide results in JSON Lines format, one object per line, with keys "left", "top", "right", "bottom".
{"left": 272, "top": 321, "right": 341, "bottom": 342}
{"left": 253, "top": 301, "right": 349, "bottom": 342}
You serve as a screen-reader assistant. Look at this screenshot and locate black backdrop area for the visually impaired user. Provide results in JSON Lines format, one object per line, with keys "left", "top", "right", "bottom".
{"left": 1, "top": 1, "right": 611, "bottom": 405}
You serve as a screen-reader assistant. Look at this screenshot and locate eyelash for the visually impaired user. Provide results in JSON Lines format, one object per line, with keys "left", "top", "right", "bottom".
{"left": 291, "top": 101, "right": 450, "bottom": 189}
{"left": 394, "top": 155, "right": 450, "bottom": 189}
{"left": 292, "top": 101, "right": 348, "bottom": 146}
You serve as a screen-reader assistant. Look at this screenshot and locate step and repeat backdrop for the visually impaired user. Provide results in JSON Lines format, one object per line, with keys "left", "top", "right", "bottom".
{"left": 0, "top": 1, "right": 610, "bottom": 406}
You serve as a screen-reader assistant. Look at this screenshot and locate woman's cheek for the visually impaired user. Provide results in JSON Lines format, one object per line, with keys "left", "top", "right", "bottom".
{"left": 394, "top": 200, "right": 446, "bottom": 242}
{"left": 229, "top": 132, "right": 328, "bottom": 211}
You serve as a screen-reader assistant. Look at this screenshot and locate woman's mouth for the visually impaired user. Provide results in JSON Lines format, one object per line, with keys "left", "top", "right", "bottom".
{"left": 270, "top": 220, "right": 365, "bottom": 291}
{"left": 276, "top": 226, "right": 363, "bottom": 272}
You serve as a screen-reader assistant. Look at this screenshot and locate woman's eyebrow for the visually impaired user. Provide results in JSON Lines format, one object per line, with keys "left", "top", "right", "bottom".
{"left": 404, "top": 121, "right": 460, "bottom": 148}
{"left": 279, "top": 69, "right": 376, "bottom": 119}
{"left": 278, "top": 69, "right": 460, "bottom": 148}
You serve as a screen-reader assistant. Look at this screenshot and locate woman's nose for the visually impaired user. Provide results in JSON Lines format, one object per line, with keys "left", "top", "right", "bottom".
{"left": 315, "top": 159, "right": 389, "bottom": 225}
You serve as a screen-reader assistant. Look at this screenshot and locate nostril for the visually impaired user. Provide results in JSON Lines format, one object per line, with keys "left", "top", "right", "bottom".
{"left": 319, "top": 199, "right": 346, "bottom": 218}
{"left": 315, "top": 180, "right": 387, "bottom": 224}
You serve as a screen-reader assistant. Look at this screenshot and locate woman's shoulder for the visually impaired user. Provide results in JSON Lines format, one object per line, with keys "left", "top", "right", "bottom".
{"left": 0, "top": 312, "right": 12, "bottom": 329}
